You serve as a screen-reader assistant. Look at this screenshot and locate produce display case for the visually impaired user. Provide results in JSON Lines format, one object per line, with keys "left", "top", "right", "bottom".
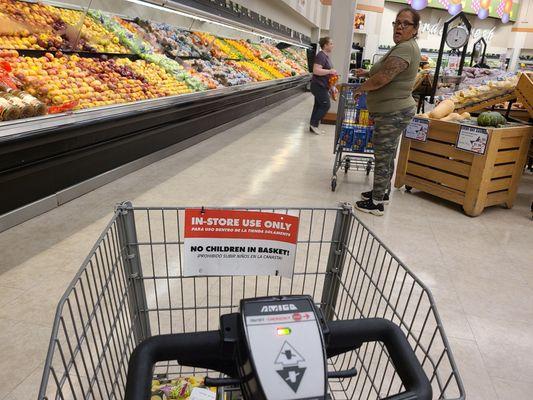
{"left": 0, "top": 0, "right": 310, "bottom": 119}
{"left": 0, "top": 0, "right": 311, "bottom": 227}
{"left": 395, "top": 119, "right": 533, "bottom": 217}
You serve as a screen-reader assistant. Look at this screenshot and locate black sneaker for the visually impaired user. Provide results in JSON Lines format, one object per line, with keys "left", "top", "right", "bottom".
{"left": 355, "top": 199, "right": 384, "bottom": 216}
{"left": 361, "top": 190, "right": 390, "bottom": 204}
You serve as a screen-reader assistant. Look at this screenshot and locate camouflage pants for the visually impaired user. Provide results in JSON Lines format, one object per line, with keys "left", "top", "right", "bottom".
{"left": 370, "top": 107, "right": 416, "bottom": 202}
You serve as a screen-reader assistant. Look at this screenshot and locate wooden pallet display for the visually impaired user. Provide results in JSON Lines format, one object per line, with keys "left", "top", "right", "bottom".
{"left": 395, "top": 119, "right": 533, "bottom": 216}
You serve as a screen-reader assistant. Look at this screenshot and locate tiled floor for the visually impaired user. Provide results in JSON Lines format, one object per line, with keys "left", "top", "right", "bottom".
{"left": 1, "top": 93, "right": 532, "bottom": 399}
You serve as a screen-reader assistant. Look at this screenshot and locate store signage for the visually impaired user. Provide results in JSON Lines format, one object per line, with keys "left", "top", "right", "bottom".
{"left": 405, "top": 117, "right": 429, "bottom": 142}
{"left": 420, "top": 21, "right": 495, "bottom": 44}
{"left": 456, "top": 125, "right": 489, "bottom": 155}
{"left": 184, "top": 209, "right": 299, "bottom": 277}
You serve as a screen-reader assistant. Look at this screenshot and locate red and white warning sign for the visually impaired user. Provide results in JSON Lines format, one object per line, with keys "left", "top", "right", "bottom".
{"left": 184, "top": 209, "right": 299, "bottom": 277}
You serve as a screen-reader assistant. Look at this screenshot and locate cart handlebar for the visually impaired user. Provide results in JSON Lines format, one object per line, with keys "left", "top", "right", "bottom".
{"left": 124, "top": 318, "right": 432, "bottom": 400}
{"left": 326, "top": 319, "right": 432, "bottom": 400}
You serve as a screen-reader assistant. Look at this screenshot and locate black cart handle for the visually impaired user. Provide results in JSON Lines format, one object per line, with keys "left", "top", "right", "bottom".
{"left": 326, "top": 319, "right": 432, "bottom": 400}
{"left": 124, "top": 318, "right": 432, "bottom": 400}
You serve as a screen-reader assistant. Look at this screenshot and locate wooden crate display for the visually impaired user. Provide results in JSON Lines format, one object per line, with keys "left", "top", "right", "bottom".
{"left": 395, "top": 119, "right": 533, "bottom": 216}
{"left": 516, "top": 72, "right": 533, "bottom": 118}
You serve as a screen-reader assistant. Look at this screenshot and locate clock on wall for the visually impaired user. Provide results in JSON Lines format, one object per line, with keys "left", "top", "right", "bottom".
{"left": 445, "top": 25, "right": 470, "bottom": 49}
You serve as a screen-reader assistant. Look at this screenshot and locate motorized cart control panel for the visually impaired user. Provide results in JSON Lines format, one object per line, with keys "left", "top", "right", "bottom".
{"left": 240, "top": 296, "right": 327, "bottom": 400}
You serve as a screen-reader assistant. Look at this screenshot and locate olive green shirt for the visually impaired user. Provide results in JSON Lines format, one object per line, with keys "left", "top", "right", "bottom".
{"left": 367, "top": 39, "right": 420, "bottom": 114}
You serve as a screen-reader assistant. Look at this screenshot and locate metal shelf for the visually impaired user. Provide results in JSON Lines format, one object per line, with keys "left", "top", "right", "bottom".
{"left": 0, "top": 75, "right": 310, "bottom": 140}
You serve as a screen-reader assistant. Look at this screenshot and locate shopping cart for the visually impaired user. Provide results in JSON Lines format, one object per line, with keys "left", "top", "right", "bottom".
{"left": 38, "top": 203, "right": 465, "bottom": 400}
{"left": 332, "top": 83, "right": 375, "bottom": 191}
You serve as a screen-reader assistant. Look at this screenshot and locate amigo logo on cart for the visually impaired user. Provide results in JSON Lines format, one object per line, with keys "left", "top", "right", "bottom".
{"left": 261, "top": 304, "right": 298, "bottom": 313}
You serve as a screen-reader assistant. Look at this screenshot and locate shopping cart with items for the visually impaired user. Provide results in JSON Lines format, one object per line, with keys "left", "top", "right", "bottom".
{"left": 38, "top": 203, "right": 465, "bottom": 400}
{"left": 332, "top": 83, "right": 375, "bottom": 192}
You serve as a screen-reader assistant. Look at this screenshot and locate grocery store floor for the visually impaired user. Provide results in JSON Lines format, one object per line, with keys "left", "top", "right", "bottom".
{"left": 1, "top": 93, "right": 532, "bottom": 400}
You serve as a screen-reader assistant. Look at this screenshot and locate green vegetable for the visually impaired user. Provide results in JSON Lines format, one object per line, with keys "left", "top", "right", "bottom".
{"left": 477, "top": 111, "right": 507, "bottom": 127}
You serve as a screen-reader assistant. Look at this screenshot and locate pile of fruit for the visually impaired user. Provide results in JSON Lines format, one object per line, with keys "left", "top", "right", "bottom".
{"left": 183, "top": 62, "right": 221, "bottom": 90}
{"left": 56, "top": 8, "right": 129, "bottom": 53}
{"left": 143, "top": 22, "right": 208, "bottom": 58}
{"left": 0, "top": 0, "right": 129, "bottom": 53}
{"left": 225, "top": 39, "right": 284, "bottom": 79}
{"left": 282, "top": 47, "right": 308, "bottom": 70}
{"left": 142, "top": 53, "right": 205, "bottom": 92}
{"left": 253, "top": 43, "right": 306, "bottom": 76}
{"left": 87, "top": 11, "right": 205, "bottom": 92}
{"left": 0, "top": 0, "right": 65, "bottom": 50}
{"left": 184, "top": 59, "right": 253, "bottom": 87}
{"left": 88, "top": 11, "right": 153, "bottom": 55}
{"left": 3, "top": 51, "right": 192, "bottom": 110}
{"left": 232, "top": 61, "right": 272, "bottom": 81}
{"left": 116, "top": 58, "right": 192, "bottom": 97}
{"left": 208, "top": 37, "right": 244, "bottom": 60}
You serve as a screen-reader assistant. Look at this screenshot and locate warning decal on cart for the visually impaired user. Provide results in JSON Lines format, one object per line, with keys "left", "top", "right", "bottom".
{"left": 183, "top": 209, "right": 299, "bottom": 277}
{"left": 275, "top": 341, "right": 307, "bottom": 393}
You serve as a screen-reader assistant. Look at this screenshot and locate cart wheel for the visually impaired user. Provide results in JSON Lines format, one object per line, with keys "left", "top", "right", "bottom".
{"left": 331, "top": 177, "right": 337, "bottom": 192}
{"left": 405, "top": 185, "right": 412, "bottom": 193}
{"left": 344, "top": 159, "right": 351, "bottom": 174}
{"left": 366, "top": 160, "right": 372, "bottom": 176}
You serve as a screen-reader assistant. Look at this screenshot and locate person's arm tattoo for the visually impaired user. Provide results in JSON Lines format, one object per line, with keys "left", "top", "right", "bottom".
{"left": 380, "top": 56, "right": 409, "bottom": 82}
{"left": 357, "top": 56, "right": 409, "bottom": 93}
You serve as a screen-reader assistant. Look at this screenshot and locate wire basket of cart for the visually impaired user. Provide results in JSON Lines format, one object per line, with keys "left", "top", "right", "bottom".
{"left": 38, "top": 203, "right": 465, "bottom": 400}
{"left": 332, "top": 83, "right": 375, "bottom": 191}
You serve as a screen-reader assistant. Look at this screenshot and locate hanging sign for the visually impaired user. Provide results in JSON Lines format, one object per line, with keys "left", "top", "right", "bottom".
{"left": 456, "top": 125, "right": 489, "bottom": 155}
{"left": 405, "top": 117, "right": 429, "bottom": 142}
{"left": 184, "top": 209, "right": 299, "bottom": 277}
{"left": 448, "top": 54, "right": 461, "bottom": 69}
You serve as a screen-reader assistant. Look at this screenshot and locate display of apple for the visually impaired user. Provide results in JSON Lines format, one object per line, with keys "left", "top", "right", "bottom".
{"left": 1, "top": 52, "right": 194, "bottom": 110}
{"left": 0, "top": 0, "right": 65, "bottom": 50}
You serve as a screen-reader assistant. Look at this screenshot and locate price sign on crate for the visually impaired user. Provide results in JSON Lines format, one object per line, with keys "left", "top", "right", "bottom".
{"left": 456, "top": 125, "right": 489, "bottom": 155}
{"left": 184, "top": 209, "right": 299, "bottom": 278}
{"left": 404, "top": 117, "right": 429, "bottom": 142}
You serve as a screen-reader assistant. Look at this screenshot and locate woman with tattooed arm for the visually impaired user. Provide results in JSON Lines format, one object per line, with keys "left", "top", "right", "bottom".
{"left": 353, "top": 8, "right": 421, "bottom": 216}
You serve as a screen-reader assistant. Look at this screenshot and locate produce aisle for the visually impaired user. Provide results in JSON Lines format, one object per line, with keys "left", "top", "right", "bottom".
{"left": 0, "top": 94, "right": 532, "bottom": 399}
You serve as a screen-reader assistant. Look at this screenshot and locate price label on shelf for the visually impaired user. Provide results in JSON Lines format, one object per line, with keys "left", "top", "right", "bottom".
{"left": 456, "top": 125, "right": 489, "bottom": 155}
{"left": 404, "top": 117, "right": 429, "bottom": 142}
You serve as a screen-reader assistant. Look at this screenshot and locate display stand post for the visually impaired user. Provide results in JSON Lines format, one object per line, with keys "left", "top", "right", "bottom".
{"left": 430, "top": 12, "right": 471, "bottom": 103}
{"left": 470, "top": 37, "right": 487, "bottom": 67}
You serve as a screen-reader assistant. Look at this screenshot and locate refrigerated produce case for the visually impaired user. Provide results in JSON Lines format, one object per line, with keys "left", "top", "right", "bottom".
{"left": 0, "top": 0, "right": 311, "bottom": 226}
